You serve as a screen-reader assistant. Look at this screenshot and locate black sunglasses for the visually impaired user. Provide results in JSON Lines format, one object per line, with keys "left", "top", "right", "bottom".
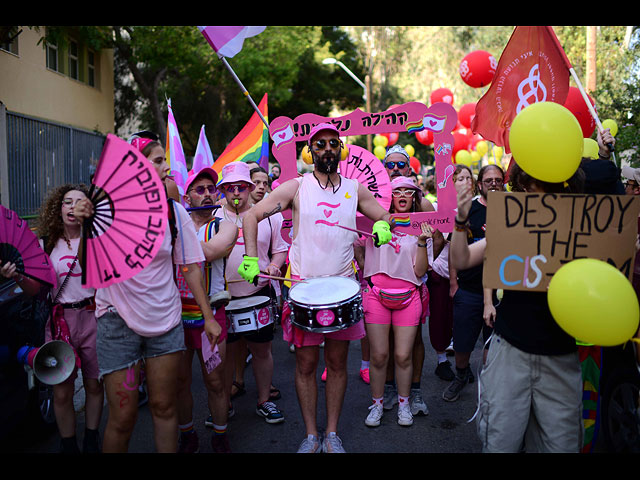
{"left": 310, "top": 139, "right": 341, "bottom": 150}
{"left": 385, "top": 161, "right": 407, "bottom": 170}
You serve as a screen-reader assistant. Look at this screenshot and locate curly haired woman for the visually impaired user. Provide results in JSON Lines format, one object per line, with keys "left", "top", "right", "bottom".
{"left": 37, "top": 183, "right": 104, "bottom": 453}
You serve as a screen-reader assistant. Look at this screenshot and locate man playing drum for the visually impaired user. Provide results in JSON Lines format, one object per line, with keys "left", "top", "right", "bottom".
{"left": 214, "top": 161, "right": 289, "bottom": 424}
{"left": 177, "top": 167, "right": 239, "bottom": 453}
{"left": 238, "top": 123, "right": 394, "bottom": 453}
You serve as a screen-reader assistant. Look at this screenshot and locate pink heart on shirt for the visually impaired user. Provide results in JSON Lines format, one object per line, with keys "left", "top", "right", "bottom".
{"left": 324, "top": 209, "right": 332, "bottom": 218}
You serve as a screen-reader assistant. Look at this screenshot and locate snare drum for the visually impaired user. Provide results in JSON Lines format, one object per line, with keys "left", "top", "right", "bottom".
{"left": 288, "top": 276, "right": 363, "bottom": 333}
{"left": 225, "top": 296, "right": 274, "bottom": 334}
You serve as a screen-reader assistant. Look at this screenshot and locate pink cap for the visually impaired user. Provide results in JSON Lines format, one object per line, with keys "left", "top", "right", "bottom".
{"left": 391, "top": 176, "right": 421, "bottom": 192}
{"left": 308, "top": 122, "right": 340, "bottom": 143}
{"left": 184, "top": 167, "right": 218, "bottom": 193}
{"left": 217, "top": 161, "right": 255, "bottom": 190}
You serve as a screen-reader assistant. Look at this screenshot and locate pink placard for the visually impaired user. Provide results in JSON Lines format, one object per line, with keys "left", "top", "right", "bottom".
{"left": 269, "top": 102, "right": 457, "bottom": 241}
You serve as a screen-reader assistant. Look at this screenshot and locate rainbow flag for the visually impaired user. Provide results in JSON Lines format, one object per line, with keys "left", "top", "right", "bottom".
{"left": 392, "top": 214, "right": 411, "bottom": 227}
{"left": 213, "top": 93, "right": 269, "bottom": 175}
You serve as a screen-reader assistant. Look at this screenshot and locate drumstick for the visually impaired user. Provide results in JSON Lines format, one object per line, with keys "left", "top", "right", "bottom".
{"left": 332, "top": 223, "right": 375, "bottom": 238}
{"left": 227, "top": 275, "right": 306, "bottom": 284}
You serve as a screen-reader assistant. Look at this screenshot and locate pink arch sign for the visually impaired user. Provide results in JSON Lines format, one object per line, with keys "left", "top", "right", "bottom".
{"left": 269, "top": 102, "right": 458, "bottom": 242}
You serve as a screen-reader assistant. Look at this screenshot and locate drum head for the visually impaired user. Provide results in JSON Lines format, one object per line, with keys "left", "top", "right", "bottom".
{"left": 226, "top": 295, "right": 271, "bottom": 312}
{"left": 289, "top": 277, "right": 360, "bottom": 305}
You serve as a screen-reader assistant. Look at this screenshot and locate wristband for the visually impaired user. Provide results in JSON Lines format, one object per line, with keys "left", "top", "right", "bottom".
{"left": 417, "top": 242, "right": 427, "bottom": 247}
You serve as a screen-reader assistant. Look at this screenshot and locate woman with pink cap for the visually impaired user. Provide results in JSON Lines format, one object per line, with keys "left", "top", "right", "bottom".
{"left": 358, "top": 176, "right": 434, "bottom": 428}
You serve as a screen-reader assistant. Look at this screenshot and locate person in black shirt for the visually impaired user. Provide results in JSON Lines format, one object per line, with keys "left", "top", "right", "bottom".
{"left": 450, "top": 160, "right": 586, "bottom": 453}
{"left": 443, "top": 165, "right": 504, "bottom": 402}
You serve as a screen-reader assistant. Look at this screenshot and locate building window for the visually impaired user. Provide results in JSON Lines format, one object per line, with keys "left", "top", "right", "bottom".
{"left": 68, "top": 40, "right": 78, "bottom": 80}
{"left": 46, "top": 40, "right": 59, "bottom": 72}
{"left": 1, "top": 27, "right": 20, "bottom": 55}
{"left": 87, "top": 49, "right": 95, "bottom": 87}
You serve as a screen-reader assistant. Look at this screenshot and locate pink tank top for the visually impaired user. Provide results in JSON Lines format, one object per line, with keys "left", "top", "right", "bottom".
{"left": 363, "top": 231, "right": 422, "bottom": 287}
{"left": 289, "top": 173, "right": 359, "bottom": 279}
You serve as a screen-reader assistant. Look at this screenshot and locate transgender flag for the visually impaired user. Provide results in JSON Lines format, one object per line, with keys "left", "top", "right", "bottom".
{"left": 198, "top": 26, "right": 266, "bottom": 58}
{"left": 191, "top": 125, "right": 215, "bottom": 174}
{"left": 166, "top": 99, "right": 189, "bottom": 197}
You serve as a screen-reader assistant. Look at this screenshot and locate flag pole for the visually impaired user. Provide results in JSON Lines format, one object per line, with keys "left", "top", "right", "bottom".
{"left": 545, "top": 27, "right": 616, "bottom": 165}
{"left": 219, "top": 56, "right": 270, "bottom": 130}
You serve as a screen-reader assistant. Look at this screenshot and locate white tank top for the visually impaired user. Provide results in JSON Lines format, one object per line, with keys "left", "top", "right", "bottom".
{"left": 289, "top": 173, "right": 359, "bottom": 279}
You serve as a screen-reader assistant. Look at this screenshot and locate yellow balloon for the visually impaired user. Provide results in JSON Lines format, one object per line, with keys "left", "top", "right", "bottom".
{"left": 475, "top": 140, "right": 489, "bottom": 156}
{"left": 374, "top": 135, "right": 388, "bottom": 148}
{"left": 548, "top": 259, "right": 640, "bottom": 346}
{"left": 404, "top": 144, "right": 415, "bottom": 157}
{"left": 455, "top": 149, "right": 472, "bottom": 166}
{"left": 602, "top": 118, "right": 618, "bottom": 137}
{"left": 583, "top": 138, "right": 599, "bottom": 160}
{"left": 509, "top": 102, "right": 583, "bottom": 183}
{"left": 374, "top": 145, "right": 386, "bottom": 160}
{"left": 491, "top": 146, "right": 504, "bottom": 160}
{"left": 470, "top": 150, "right": 481, "bottom": 163}
{"left": 302, "top": 145, "right": 313, "bottom": 164}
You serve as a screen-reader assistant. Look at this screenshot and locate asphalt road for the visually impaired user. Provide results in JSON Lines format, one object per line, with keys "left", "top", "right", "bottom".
{"left": 20, "top": 322, "right": 484, "bottom": 454}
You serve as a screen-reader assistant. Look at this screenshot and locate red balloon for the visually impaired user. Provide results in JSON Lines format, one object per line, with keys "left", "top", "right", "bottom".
{"left": 458, "top": 103, "right": 477, "bottom": 129}
{"left": 459, "top": 50, "right": 497, "bottom": 88}
{"left": 430, "top": 87, "right": 454, "bottom": 106}
{"left": 563, "top": 86, "right": 596, "bottom": 138}
{"left": 410, "top": 156, "right": 421, "bottom": 175}
{"left": 382, "top": 132, "right": 399, "bottom": 146}
{"left": 452, "top": 131, "right": 470, "bottom": 155}
{"left": 415, "top": 129, "right": 433, "bottom": 146}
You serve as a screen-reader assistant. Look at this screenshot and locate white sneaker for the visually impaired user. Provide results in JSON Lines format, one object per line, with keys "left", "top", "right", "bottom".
{"left": 365, "top": 403, "right": 384, "bottom": 427}
{"left": 397, "top": 403, "right": 414, "bottom": 427}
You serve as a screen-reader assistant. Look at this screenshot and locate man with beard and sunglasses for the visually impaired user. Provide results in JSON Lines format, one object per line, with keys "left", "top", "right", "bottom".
{"left": 443, "top": 164, "right": 505, "bottom": 403}
{"left": 237, "top": 123, "right": 394, "bottom": 453}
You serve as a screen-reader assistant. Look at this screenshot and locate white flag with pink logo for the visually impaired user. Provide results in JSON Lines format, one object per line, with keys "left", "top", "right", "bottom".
{"left": 198, "top": 26, "right": 266, "bottom": 58}
{"left": 191, "top": 125, "right": 215, "bottom": 174}
{"left": 166, "top": 99, "right": 189, "bottom": 196}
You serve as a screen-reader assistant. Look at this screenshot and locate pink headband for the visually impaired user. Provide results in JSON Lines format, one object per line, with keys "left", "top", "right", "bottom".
{"left": 130, "top": 137, "right": 155, "bottom": 154}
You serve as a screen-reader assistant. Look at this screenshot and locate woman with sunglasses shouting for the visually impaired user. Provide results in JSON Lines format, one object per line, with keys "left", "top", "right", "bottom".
{"left": 383, "top": 145, "right": 435, "bottom": 213}
{"left": 356, "top": 176, "right": 434, "bottom": 428}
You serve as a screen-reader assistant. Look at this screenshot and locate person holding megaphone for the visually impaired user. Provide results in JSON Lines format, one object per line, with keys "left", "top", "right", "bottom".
{"left": 36, "top": 184, "right": 104, "bottom": 454}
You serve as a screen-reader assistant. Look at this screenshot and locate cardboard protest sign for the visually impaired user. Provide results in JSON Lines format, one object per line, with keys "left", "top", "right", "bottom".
{"left": 483, "top": 191, "right": 640, "bottom": 292}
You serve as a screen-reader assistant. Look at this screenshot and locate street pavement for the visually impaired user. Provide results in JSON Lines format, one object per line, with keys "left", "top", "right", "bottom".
{"left": 20, "top": 322, "right": 484, "bottom": 454}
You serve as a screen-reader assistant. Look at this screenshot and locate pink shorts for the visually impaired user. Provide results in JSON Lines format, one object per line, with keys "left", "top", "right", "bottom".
{"left": 363, "top": 286, "right": 422, "bottom": 327}
{"left": 45, "top": 306, "right": 100, "bottom": 381}
{"left": 183, "top": 306, "right": 227, "bottom": 350}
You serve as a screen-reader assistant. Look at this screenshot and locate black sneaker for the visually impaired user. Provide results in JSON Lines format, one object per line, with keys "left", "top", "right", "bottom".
{"left": 256, "top": 401, "right": 285, "bottom": 424}
{"left": 435, "top": 360, "right": 455, "bottom": 381}
{"left": 442, "top": 366, "right": 473, "bottom": 402}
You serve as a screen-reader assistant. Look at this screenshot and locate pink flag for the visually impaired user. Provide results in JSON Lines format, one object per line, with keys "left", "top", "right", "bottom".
{"left": 191, "top": 125, "right": 215, "bottom": 174}
{"left": 198, "top": 26, "right": 265, "bottom": 58}
{"left": 166, "top": 99, "right": 189, "bottom": 196}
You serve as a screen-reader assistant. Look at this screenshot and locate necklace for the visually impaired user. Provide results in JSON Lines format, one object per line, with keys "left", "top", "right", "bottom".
{"left": 313, "top": 171, "right": 341, "bottom": 194}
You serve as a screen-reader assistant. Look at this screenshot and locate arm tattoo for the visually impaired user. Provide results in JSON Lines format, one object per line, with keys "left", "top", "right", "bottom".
{"left": 262, "top": 203, "right": 282, "bottom": 219}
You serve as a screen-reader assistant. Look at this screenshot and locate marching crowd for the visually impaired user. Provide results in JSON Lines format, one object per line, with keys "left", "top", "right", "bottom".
{"left": 2, "top": 120, "right": 636, "bottom": 454}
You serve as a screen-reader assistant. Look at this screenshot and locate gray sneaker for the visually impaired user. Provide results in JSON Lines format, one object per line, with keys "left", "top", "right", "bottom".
{"left": 297, "top": 434, "right": 322, "bottom": 453}
{"left": 322, "top": 432, "right": 346, "bottom": 453}
{"left": 409, "top": 388, "right": 429, "bottom": 416}
{"left": 383, "top": 383, "right": 398, "bottom": 410}
{"left": 442, "top": 366, "right": 473, "bottom": 402}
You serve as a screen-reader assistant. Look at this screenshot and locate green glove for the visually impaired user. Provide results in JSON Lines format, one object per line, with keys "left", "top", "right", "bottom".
{"left": 238, "top": 256, "right": 260, "bottom": 284}
{"left": 372, "top": 220, "right": 392, "bottom": 247}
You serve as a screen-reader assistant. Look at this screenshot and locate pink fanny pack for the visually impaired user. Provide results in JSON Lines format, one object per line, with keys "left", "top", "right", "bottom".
{"left": 372, "top": 286, "right": 417, "bottom": 310}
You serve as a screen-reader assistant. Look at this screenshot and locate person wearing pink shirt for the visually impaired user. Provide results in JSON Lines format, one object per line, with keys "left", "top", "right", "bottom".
{"left": 34, "top": 184, "right": 103, "bottom": 453}
{"left": 73, "top": 131, "right": 218, "bottom": 453}
{"left": 214, "top": 161, "right": 288, "bottom": 425}
{"left": 237, "top": 123, "right": 394, "bottom": 453}
{"left": 359, "top": 176, "right": 433, "bottom": 428}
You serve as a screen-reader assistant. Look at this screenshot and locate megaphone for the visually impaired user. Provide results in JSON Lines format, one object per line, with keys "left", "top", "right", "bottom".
{"left": 17, "top": 340, "right": 76, "bottom": 385}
